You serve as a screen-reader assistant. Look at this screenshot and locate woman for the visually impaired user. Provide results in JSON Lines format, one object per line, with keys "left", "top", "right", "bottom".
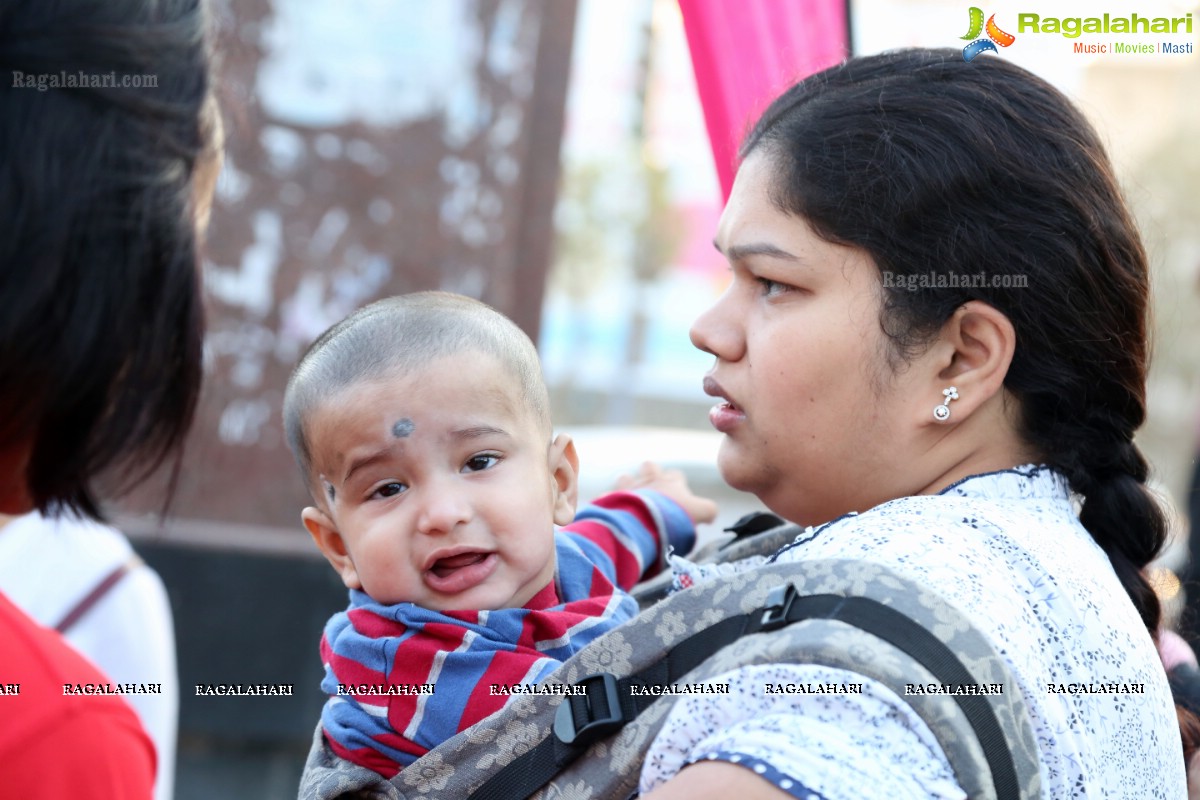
{"left": 641, "top": 49, "right": 1188, "bottom": 798}
{"left": 0, "top": 0, "right": 218, "bottom": 796}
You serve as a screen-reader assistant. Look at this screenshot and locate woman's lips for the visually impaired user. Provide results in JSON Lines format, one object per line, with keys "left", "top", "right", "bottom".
{"left": 423, "top": 551, "right": 498, "bottom": 595}
{"left": 708, "top": 401, "right": 745, "bottom": 433}
{"left": 703, "top": 375, "right": 744, "bottom": 433}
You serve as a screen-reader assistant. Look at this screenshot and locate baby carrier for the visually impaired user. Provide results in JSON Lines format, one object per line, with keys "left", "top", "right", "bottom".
{"left": 298, "top": 514, "right": 1041, "bottom": 799}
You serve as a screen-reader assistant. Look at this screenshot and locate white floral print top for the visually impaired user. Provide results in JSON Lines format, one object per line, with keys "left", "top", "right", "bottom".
{"left": 640, "top": 466, "right": 1186, "bottom": 799}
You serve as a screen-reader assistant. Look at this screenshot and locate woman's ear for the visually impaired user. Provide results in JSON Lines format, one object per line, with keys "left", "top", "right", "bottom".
{"left": 548, "top": 433, "right": 580, "bottom": 526}
{"left": 922, "top": 300, "right": 1016, "bottom": 424}
{"left": 302, "top": 506, "right": 362, "bottom": 590}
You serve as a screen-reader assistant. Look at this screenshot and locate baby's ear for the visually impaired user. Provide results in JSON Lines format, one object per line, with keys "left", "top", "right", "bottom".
{"left": 302, "top": 507, "right": 361, "bottom": 590}
{"left": 548, "top": 434, "right": 579, "bottom": 526}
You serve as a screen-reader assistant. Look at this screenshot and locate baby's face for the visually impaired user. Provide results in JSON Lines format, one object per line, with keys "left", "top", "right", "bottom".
{"left": 302, "top": 351, "right": 575, "bottom": 611}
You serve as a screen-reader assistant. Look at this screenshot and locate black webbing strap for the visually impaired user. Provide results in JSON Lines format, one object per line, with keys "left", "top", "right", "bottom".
{"left": 778, "top": 591, "right": 1020, "bottom": 800}
{"left": 469, "top": 612, "right": 752, "bottom": 800}
{"left": 469, "top": 584, "right": 1019, "bottom": 800}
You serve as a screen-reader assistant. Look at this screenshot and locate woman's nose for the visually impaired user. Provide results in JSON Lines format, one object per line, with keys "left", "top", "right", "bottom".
{"left": 689, "top": 288, "right": 743, "bottom": 361}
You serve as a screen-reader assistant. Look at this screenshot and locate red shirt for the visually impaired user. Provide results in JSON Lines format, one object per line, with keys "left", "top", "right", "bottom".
{"left": 0, "top": 591, "right": 154, "bottom": 798}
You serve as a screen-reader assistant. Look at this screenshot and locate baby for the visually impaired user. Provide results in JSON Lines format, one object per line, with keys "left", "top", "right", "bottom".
{"left": 283, "top": 291, "right": 716, "bottom": 777}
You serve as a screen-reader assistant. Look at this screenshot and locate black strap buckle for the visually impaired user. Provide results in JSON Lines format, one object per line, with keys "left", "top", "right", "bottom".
{"left": 553, "top": 672, "right": 625, "bottom": 746}
{"left": 724, "top": 511, "right": 785, "bottom": 537}
{"left": 758, "top": 583, "right": 799, "bottom": 632}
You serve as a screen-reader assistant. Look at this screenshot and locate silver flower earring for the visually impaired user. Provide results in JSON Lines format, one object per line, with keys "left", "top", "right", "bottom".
{"left": 933, "top": 386, "right": 959, "bottom": 421}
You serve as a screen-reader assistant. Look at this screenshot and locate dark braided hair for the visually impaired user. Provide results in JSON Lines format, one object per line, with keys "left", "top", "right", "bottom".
{"left": 742, "top": 47, "right": 1188, "bottom": 757}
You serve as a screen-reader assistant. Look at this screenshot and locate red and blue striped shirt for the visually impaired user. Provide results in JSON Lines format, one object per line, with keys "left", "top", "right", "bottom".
{"left": 319, "top": 490, "right": 696, "bottom": 777}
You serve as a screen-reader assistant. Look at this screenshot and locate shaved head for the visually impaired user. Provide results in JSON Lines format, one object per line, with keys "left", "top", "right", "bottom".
{"left": 283, "top": 292, "right": 550, "bottom": 483}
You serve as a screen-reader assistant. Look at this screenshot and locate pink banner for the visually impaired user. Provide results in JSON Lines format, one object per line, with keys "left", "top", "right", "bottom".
{"left": 678, "top": 0, "right": 849, "bottom": 200}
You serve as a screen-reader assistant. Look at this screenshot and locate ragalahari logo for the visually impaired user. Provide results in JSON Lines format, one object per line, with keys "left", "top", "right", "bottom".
{"left": 961, "top": 7, "right": 1016, "bottom": 61}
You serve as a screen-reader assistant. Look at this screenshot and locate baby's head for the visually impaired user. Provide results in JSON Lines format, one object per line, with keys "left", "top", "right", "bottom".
{"left": 283, "top": 292, "right": 578, "bottom": 611}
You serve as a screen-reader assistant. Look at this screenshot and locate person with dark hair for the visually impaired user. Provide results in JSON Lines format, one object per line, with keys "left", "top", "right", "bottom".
{"left": 0, "top": 0, "right": 217, "bottom": 796}
{"left": 639, "top": 48, "right": 1187, "bottom": 798}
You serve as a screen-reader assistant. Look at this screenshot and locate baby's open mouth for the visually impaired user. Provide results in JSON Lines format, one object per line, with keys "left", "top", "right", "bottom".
{"left": 429, "top": 551, "right": 489, "bottom": 578}
{"left": 423, "top": 550, "right": 499, "bottom": 595}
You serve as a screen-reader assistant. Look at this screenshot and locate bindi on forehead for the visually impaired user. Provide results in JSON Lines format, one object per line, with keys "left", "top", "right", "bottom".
{"left": 392, "top": 418, "right": 415, "bottom": 438}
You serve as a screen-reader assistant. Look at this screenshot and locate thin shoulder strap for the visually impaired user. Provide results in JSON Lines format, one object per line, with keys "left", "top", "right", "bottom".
{"left": 54, "top": 555, "right": 143, "bottom": 633}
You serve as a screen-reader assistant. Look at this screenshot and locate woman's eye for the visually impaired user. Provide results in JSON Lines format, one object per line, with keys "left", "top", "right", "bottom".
{"left": 463, "top": 454, "right": 501, "bottom": 473}
{"left": 372, "top": 482, "right": 406, "bottom": 499}
{"left": 755, "top": 276, "right": 792, "bottom": 296}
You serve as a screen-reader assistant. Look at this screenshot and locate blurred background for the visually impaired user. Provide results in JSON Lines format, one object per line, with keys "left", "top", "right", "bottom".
{"left": 101, "top": 0, "right": 1199, "bottom": 795}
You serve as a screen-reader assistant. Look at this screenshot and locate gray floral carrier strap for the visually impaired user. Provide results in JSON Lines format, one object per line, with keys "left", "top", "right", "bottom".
{"left": 299, "top": 559, "right": 1042, "bottom": 800}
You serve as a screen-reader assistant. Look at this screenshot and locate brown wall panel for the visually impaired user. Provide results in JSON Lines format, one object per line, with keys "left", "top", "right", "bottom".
{"left": 125, "top": 0, "right": 577, "bottom": 540}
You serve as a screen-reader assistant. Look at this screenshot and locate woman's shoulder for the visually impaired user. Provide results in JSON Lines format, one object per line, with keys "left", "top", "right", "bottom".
{"left": 0, "top": 511, "right": 133, "bottom": 566}
{"left": 768, "top": 464, "right": 1124, "bottom": 645}
{"left": 0, "top": 512, "right": 140, "bottom": 626}
{"left": 870, "top": 464, "right": 1074, "bottom": 528}
{"left": 757, "top": 467, "right": 1180, "bottom": 794}
{"left": 774, "top": 465, "right": 1089, "bottom": 567}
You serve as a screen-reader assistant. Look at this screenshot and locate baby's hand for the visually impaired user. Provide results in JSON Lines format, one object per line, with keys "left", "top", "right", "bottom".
{"left": 615, "top": 461, "right": 719, "bottom": 525}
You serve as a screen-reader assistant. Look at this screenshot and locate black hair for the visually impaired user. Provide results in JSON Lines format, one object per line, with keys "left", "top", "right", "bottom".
{"left": 283, "top": 291, "right": 551, "bottom": 489}
{"left": 743, "top": 48, "right": 1189, "bottom": 753}
{"left": 0, "top": 0, "right": 214, "bottom": 518}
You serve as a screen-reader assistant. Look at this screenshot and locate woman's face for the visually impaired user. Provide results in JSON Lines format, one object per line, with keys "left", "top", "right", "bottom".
{"left": 691, "top": 151, "right": 926, "bottom": 525}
